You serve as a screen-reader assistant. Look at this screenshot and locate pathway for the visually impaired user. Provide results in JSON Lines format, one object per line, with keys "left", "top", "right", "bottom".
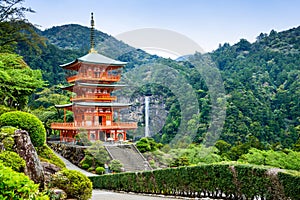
{"left": 91, "top": 190, "right": 199, "bottom": 200}
{"left": 54, "top": 152, "right": 98, "bottom": 177}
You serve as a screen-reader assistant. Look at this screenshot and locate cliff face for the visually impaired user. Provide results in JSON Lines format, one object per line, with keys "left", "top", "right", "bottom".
{"left": 118, "top": 95, "right": 168, "bottom": 139}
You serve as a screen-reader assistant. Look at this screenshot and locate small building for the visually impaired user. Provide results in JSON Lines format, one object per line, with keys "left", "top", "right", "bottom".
{"left": 51, "top": 13, "right": 137, "bottom": 142}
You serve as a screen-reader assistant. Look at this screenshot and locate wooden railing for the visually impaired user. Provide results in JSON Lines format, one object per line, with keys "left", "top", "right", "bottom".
{"left": 70, "top": 95, "right": 117, "bottom": 102}
{"left": 51, "top": 122, "right": 137, "bottom": 130}
{"left": 67, "top": 75, "right": 121, "bottom": 83}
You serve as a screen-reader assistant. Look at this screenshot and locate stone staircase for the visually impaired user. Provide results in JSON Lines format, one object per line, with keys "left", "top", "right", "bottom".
{"left": 105, "top": 144, "right": 152, "bottom": 172}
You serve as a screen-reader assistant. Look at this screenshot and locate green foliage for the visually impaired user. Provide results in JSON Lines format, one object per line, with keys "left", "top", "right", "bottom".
{"left": 170, "top": 156, "right": 190, "bottom": 167}
{"left": 79, "top": 155, "right": 93, "bottom": 169}
{"left": 136, "top": 137, "right": 162, "bottom": 153}
{"left": 215, "top": 140, "right": 231, "bottom": 155}
{"left": 0, "top": 162, "right": 46, "bottom": 199}
{"left": 0, "top": 126, "right": 16, "bottom": 151}
{"left": 0, "top": 111, "right": 46, "bottom": 147}
{"left": 0, "top": 151, "right": 25, "bottom": 172}
{"left": 0, "top": 105, "right": 14, "bottom": 116}
{"left": 2, "top": 136, "right": 14, "bottom": 151}
{"left": 36, "top": 144, "right": 66, "bottom": 168}
{"left": 95, "top": 166, "right": 105, "bottom": 175}
{"left": 90, "top": 163, "right": 300, "bottom": 199}
{"left": 50, "top": 169, "right": 92, "bottom": 200}
{"left": 81, "top": 163, "right": 90, "bottom": 170}
{"left": 278, "top": 170, "right": 300, "bottom": 200}
{"left": 239, "top": 148, "right": 300, "bottom": 171}
{"left": 109, "top": 159, "right": 123, "bottom": 173}
{"left": 224, "top": 136, "right": 265, "bottom": 160}
{"left": 0, "top": 0, "right": 44, "bottom": 53}
{"left": 87, "top": 140, "right": 110, "bottom": 166}
{"left": 87, "top": 167, "right": 95, "bottom": 172}
{"left": 79, "top": 141, "right": 109, "bottom": 171}
{"left": 0, "top": 53, "right": 44, "bottom": 108}
{"left": 75, "top": 131, "right": 92, "bottom": 146}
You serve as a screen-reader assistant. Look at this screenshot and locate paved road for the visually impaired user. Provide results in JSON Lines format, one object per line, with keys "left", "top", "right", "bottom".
{"left": 91, "top": 190, "right": 186, "bottom": 200}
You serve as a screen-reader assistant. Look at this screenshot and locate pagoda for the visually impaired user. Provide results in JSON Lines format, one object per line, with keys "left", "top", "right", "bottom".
{"left": 51, "top": 13, "right": 137, "bottom": 142}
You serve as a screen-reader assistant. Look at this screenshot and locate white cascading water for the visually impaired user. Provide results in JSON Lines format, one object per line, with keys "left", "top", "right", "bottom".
{"left": 145, "top": 96, "right": 150, "bottom": 137}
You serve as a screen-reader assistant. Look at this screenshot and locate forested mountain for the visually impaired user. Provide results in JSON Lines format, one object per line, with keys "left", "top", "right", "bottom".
{"left": 17, "top": 24, "right": 158, "bottom": 86}
{"left": 16, "top": 24, "right": 300, "bottom": 150}
{"left": 211, "top": 27, "right": 300, "bottom": 147}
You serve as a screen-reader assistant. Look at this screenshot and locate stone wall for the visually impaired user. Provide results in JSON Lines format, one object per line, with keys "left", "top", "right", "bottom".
{"left": 48, "top": 142, "right": 86, "bottom": 165}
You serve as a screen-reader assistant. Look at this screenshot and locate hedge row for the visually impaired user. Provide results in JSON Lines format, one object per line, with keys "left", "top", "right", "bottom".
{"left": 89, "top": 163, "right": 300, "bottom": 200}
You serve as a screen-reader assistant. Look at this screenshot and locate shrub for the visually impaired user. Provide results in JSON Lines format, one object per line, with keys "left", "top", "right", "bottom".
{"left": 136, "top": 137, "right": 162, "bottom": 153}
{"left": 88, "top": 167, "right": 95, "bottom": 172}
{"left": 75, "top": 131, "right": 92, "bottom": 146}
{"left": 2, "top": 136, "right": 14, "bottom": 151}
{"left": 50, "top": 169, "right": 92, "bottom": 200}
{"left": 36, "top": 144, "right": 66, "bottom": 169}
{"left": 0, "top": 151, "right": 26, "bottom": 172}
{"left": 0, "top": 126, "right": 16, "bottom": 139}
{"left": 0, "top": 105, "right": 13, "bottom": 116}
{"left": 109, "top": 159, "right": 123, "bottom": 173}
{"left": 0, "top": 111, "right": 46, "bottom": 147}
{"left": 0, "top": 126, "right": 16, "bottom": 151}
{"left": 95, "top": 166, "right": 105, "bottom": 175}
{"left": 81, "top": 163, "right": 90, "bottom": 169}
{"left": 79, "top": 154, "right": 93, "bottom": 168}
{"left": 0, "top": 163, "right": 47, "bottom": 199}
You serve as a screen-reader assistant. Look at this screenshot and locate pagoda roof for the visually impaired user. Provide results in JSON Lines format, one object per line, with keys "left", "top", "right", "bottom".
{"left": 61, "top": 83, "right": 127, "bottom": 91}
{"left": 55, "top": 102, "right": 131, "bottom": 109}
{"left": 60, "top": 52, "right": 127, "bottom": 69}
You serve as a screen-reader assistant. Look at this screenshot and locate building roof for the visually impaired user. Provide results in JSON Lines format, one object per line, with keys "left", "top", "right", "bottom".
{"left": 60, "top": 52, "right": 127, "bottom": 69}
{"left": 61, "top": 83, "right": 127, "bottom": 91}
{"left": 55, "top": 102, "right": 131, "bottom": 109}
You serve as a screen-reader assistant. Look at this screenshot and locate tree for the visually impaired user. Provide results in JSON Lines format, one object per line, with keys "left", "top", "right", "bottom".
{"left": 0, "top": 53, "right": 44, "bottom": 108}
{"left": 0, "top": 0, "right": 44, "bottom": 52}
{"left": 87, "top": 140, "right": 110, "bottom": 167}
{"left": 109, "top": 159, "right": 123, "bottom": 173}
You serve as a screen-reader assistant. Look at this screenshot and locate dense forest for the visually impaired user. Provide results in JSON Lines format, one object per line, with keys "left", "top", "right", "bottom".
{"left": 1, "top": 0, "right": 300, "bottom": 162}
{"left": 19, "top": 23, "right": 300, "bottom": 150}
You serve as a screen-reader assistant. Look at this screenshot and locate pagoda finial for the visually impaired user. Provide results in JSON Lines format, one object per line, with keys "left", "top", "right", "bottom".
{"left": 89, "top": 12, "right": 97, "bottom": 53}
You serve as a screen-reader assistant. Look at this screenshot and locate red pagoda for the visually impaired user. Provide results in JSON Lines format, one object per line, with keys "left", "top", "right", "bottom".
{"left": 51, "top": 13, "right": 137, "bottom": 142}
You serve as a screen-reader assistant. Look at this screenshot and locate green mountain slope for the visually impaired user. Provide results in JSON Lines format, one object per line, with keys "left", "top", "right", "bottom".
{"left": 17, "top": 24, "right": 300, "bottom": 149}
{"left": 210, "top": 27, "right": 300, "bottom": 147}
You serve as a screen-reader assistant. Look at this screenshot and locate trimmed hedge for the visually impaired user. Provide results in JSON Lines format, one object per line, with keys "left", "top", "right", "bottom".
{"left": 0, "top": 111, "right": 46, "bottom": 147}
{"left": 89, "top": 163, "right": 300, "bottom": 199}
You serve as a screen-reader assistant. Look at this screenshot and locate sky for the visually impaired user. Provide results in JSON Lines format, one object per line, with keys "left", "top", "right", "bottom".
{"left": 23, "top": 0, "right": 300, "bottom": 56}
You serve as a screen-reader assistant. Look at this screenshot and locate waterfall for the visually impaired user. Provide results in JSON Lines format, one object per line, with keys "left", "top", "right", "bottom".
{"left": 145, "top": 96, "right": 150, "bottom": 137}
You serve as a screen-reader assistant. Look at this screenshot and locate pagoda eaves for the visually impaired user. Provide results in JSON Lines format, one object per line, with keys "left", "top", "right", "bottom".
{"left": 61, "top": 52, "right": 127, "bottom": 70}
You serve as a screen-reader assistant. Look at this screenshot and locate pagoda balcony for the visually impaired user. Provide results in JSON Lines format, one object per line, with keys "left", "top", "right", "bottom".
{"left": 51, "top": 122, "right": 138, "bottom": 130}
{"left": 67, "top": 74, "right": 121, "bottom": 83}
{"left": 70, "top": 94, "right": 117, "bottom": 102}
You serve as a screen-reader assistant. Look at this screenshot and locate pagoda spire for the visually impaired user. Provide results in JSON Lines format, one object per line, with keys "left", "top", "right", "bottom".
{"left": 89, "top": 12, "right": 97, "bottom": 53}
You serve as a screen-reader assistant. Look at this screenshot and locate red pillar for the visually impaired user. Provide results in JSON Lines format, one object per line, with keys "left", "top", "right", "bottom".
{"left": 114, "top": 130, "right": 117, "bottom": 141}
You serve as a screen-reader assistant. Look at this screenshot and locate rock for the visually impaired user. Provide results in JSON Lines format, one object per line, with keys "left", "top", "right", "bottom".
{"left": 14, "top": 129, "right": 45, "bottom": 189}
{"left": 49, "top": 188, "right": 67, "bottom": 200}
{"left": 41, "top": 161, "right": 61, "bottom": 183}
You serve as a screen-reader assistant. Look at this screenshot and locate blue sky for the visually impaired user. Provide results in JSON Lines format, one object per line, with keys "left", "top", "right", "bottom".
{"left": 24, "top": 0, "right": 300, "bottom": 53}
